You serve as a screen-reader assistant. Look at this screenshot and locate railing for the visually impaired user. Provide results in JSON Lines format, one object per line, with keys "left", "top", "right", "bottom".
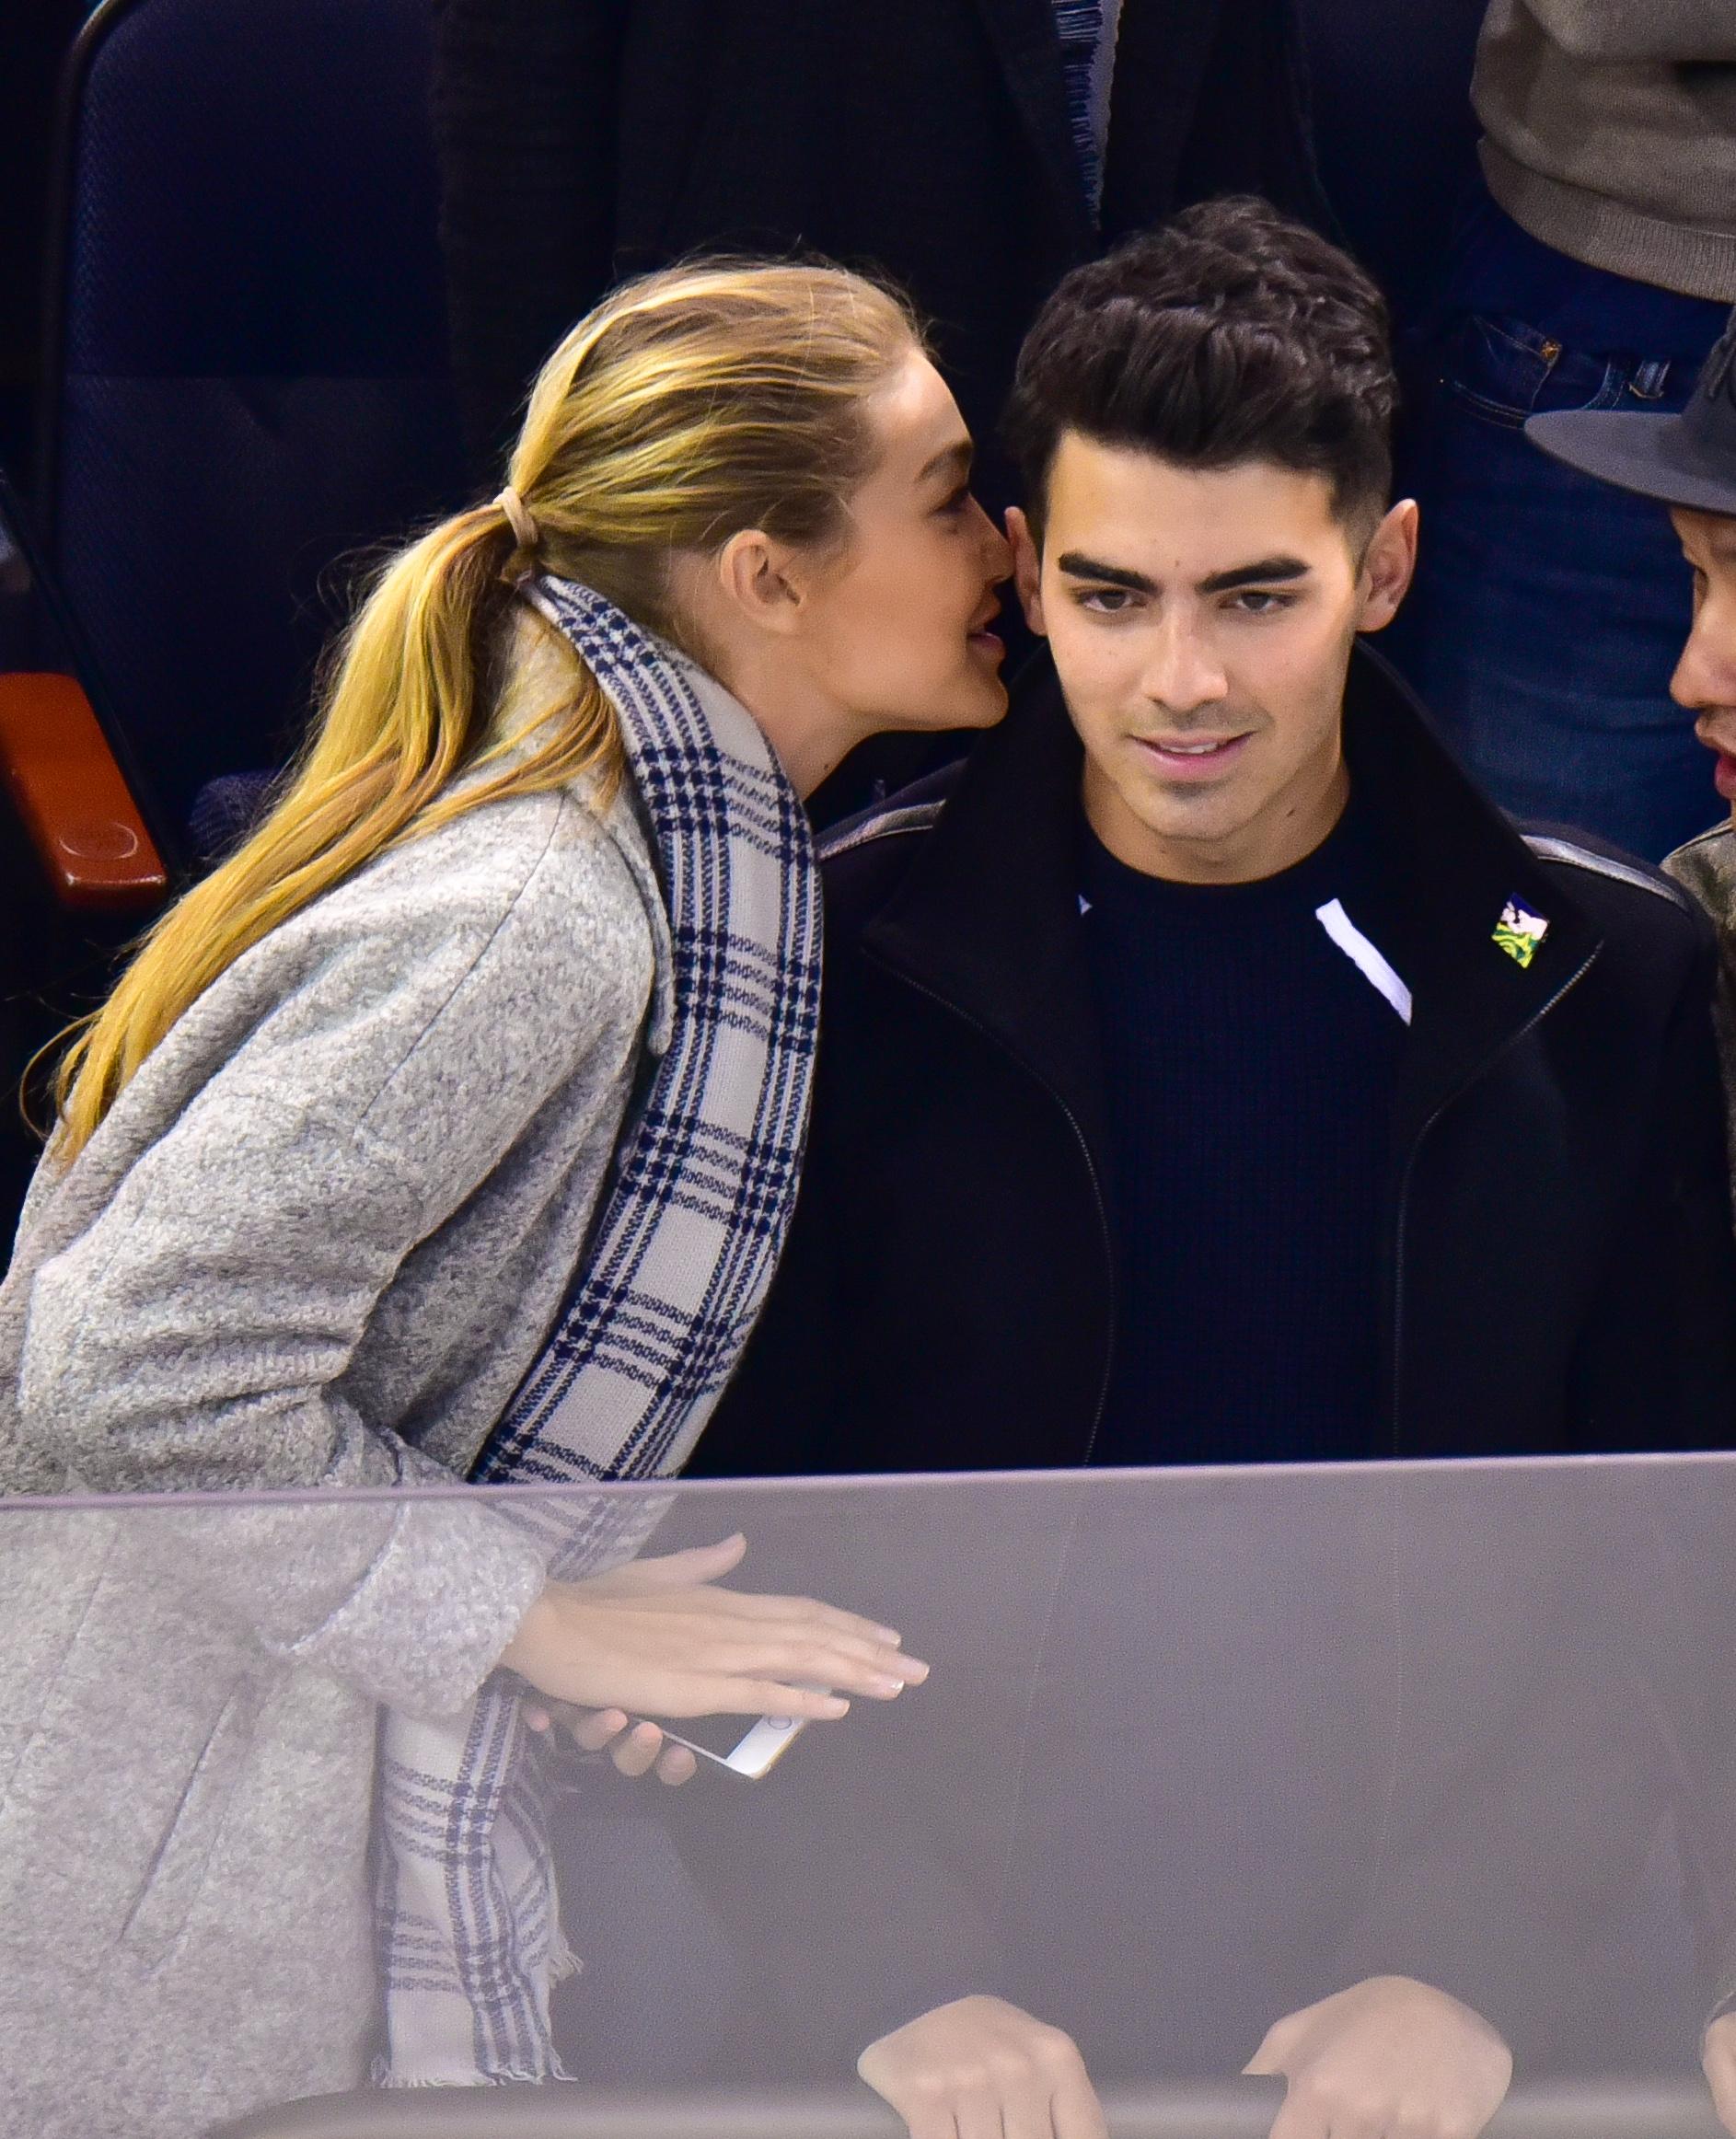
{"left": 212, "top": 2078, "right": 1730, "bottom": 2139}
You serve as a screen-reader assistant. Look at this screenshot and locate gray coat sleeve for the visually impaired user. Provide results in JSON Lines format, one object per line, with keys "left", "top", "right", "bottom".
{"left": 1519, "top": 0, "right": 1736, "bottom": 60}
{"left": 14, "top": 802, "right": 655, "bottom": 1714}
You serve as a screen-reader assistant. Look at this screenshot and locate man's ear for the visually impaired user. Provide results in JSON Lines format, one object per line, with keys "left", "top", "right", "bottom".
{"left": 1355, "top": 500, "right": 1419, "bottom": 634}
{"left": 1005, "top": 507, "right": 1048, "bottom": 636}
{"left": 715, "top": 527, "right": 806, "bottom": 637}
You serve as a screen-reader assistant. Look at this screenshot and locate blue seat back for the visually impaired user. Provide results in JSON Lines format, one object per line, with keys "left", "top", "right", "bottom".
{"left": 45, "top": 0, "right": 466, "bottom": 839}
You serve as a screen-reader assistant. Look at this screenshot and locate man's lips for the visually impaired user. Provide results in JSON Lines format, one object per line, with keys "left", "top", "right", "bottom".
{"left": 1134, "top": 732, "right": 1253, "bottom": 778}
{"left": 1695, "top": 720, "right": 1736, "bottom": 801}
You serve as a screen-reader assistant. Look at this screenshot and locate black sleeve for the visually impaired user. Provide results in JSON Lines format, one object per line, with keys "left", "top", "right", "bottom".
{"left": 686, "top": 1151, "right": 849, "bottom": 1479}
{"left": 430, "top": 0, "right": 631, "bottom": 482}
{"left": 1170, "top": 0, "right": 1331, "bottom": 228}
{"left": 1567, "top": 917, "right": 1736, "bottom": 1454}
{"left": 1325, "top": 1468, "right": 1736, "bottom": 2073}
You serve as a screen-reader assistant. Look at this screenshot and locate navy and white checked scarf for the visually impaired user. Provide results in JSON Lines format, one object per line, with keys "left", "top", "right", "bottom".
{"left": 376, "top": 578, "right": 821, "bottom": 2086}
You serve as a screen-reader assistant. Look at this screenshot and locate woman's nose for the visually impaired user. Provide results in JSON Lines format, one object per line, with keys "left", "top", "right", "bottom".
{"left": 971, "top": 495, "right": 1014, "bottom": 579}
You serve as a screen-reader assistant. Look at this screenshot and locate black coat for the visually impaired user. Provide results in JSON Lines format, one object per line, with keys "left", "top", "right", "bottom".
{"left": 697, "top": 644, "right": 1736, "bottom": 1477}
{"left": 430, "top": 0, "right": 1325, "bottom": 484}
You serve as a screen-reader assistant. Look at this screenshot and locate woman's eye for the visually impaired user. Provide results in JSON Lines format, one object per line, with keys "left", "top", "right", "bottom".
{"left": 935, "top": 485, "right": 972, "bottom": 518}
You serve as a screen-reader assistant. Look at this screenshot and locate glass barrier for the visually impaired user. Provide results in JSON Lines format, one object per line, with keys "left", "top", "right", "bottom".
{"left": 6, "top": 1458, "right": 1736, "bottom": 2139}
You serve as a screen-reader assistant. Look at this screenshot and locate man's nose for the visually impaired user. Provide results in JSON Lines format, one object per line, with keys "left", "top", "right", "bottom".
{"left": 1141, "top": 611, "right": 1230, "bottom": 712}
{"left": 1672, "top": 603, "right": 1736, "bottom": 713}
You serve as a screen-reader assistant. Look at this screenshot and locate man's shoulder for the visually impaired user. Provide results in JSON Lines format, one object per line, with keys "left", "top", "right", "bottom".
{"left": 1663, "top": 820, "right": 1736, "bottom": 935}
{"left": 816, "top": 760, "right": 965, "bottom": 941}
{"left": 1520, "top": 819, "right": 1715, "bottom": 971}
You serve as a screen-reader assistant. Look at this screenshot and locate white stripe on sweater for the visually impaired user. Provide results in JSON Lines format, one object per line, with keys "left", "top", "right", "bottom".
{"left": 1315, "top": 898, "right": 1413, "bottom": 1024}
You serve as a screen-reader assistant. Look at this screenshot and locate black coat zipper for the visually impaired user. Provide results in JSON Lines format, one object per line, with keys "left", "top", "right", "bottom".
{"left": 1387, "top": 943, "right": 1601, "bottom": 1453}
{"left": 866, "top": 953, "right": 1118, "bottom": 1463}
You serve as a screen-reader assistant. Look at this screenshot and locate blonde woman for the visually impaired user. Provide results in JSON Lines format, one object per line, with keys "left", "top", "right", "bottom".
{"left": 0, "top": 262, "right": 1010, "bottom": 2138}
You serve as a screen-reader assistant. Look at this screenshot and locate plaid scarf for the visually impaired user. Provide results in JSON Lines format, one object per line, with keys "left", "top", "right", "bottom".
{"left": 375, "top": 578, "right": 821, "bottom": 2086}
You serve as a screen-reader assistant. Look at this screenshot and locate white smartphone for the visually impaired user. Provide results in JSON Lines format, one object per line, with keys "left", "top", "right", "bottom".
{"left": 648, "top": 1686, "right": 829, "bottom": 1779}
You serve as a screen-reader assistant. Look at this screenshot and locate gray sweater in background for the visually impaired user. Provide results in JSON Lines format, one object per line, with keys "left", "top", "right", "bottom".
{"left": 0, "top": 760, "right": 674, "bottom": 2136}
{"left": 1474, "top": 0, "right": 1736, "bottom": 302}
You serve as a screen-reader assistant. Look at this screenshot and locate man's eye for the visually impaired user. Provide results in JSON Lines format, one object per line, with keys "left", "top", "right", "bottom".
{"left": 1079, "top": 588, "right": 1133, "bottom": 613}
{"left": 1232, "top": 590, "right": 1295, "bottom": 615}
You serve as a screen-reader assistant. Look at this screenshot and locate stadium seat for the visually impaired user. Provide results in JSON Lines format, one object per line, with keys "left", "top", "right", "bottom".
{"left": 40, "top": 0, "right": 468, "bottom": 850}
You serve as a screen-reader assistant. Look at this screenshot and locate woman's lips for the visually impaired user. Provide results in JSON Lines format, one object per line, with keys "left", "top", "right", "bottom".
{"left": 1714, "top": 750, "right": 1736, "bottom": 803}
{"left": 967, "top": 629, "right": 1004, "bottom": 664}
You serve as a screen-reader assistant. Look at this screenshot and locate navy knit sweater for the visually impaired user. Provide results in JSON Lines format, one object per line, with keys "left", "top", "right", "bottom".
{"left": 1079, "top": 795, "right": 1408, "bottom": 1467}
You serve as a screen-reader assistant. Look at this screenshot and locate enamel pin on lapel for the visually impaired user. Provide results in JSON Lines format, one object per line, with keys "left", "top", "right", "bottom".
{"left": 1493, "top": 898, "right": 1550, "bottom": 969}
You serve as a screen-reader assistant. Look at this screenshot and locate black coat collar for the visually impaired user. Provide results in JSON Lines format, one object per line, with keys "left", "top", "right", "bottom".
{"left": 861, "top": 642, "right": 1604, "bottom": 1170}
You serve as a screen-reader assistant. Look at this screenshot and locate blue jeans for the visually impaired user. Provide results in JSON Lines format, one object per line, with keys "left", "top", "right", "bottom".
{"left": 1387, "top": 193, "right": 1728, "bottom": 861}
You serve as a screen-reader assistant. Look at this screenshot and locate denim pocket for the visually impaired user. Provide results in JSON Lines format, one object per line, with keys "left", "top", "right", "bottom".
{"left": 1441, "top": 314, "right": 1624, "bottom": 430}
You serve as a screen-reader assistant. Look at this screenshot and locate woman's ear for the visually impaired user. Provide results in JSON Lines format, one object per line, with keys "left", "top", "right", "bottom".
{"left": 1005, "top": 507, "right": 1048, "bottom": 636}
{"left": 716, "top": 528, "right": 807, "bottom": 638}
{"left": 1356, "top": 500, "right": 1419, "bottom": 634}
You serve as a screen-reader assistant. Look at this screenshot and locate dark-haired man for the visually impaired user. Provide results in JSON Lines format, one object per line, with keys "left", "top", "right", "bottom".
{"left": 1514, "top": 312, "right": 1736, "bottom": 2131}
{"left": 708, "top": 197, "right": 1736, "bottom": 1480}
{"left": 695, "top": 199, "right": 1736, "bottom": 2139}
{"left": 1521, "top": 310, "right": 1736, "bottom": 1183}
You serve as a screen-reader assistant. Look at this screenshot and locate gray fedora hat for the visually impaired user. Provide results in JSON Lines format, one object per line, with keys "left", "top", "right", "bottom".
{"left": 1526, "top": 309, "right": 1736, "bottom": 519}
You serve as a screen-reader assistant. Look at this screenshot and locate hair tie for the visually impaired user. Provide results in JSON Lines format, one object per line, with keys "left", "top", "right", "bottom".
{"left": 493, "top": 485, "right": 540, "bottom": 556}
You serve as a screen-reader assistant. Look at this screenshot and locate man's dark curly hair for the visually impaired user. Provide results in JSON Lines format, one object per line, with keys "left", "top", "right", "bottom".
{"left": 1003, "top": 196, "right": 1396, "bottom": 541}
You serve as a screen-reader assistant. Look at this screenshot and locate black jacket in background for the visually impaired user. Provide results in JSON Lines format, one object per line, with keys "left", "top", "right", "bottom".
{"left": 430, "top": 0, "right": 1325, "bottom": 487}
{"left": 697, "top": 643, "right": 1736, "bottom": 1477}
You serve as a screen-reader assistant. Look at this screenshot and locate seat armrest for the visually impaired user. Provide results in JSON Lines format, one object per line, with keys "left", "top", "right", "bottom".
{"left": 0, "top": 671, "right": 169, "bottom": 910}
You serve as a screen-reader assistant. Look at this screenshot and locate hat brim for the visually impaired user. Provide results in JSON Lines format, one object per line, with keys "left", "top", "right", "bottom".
{"left": 1525, "top": 408, "right": 1736, "bottom": 518}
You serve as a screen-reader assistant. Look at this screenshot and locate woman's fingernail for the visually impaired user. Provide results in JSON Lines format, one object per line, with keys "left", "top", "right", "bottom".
{"left": 870, "top": 1674, "right": 906, "bottom": 1697}
{"left": 875, "top": 1627, "right": 901, "bottom": 1644}
{"left": 903, "top": 1659, "right": 931, "bottom": 1682}
{"left": 822, "top": 1696, "right": 850, "bottom": 1717}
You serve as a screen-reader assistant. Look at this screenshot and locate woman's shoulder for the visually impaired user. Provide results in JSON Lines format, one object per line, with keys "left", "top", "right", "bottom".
{"left": 125, "top": 784, "right": 664, "bottom": 1157}
{"left": 291, "top": 782, "right": 659, "bottom": 1005}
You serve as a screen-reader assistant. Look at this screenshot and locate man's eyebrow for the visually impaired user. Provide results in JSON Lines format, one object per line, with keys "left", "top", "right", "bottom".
{"left": 919, "top": 440, "right": 974, "bottom": 484}
{"left": 1056, "top": 550, "right": 1157, "bottom": 594}
{"left": 1198, "top": 556, "right": 1313, "bottom": 595}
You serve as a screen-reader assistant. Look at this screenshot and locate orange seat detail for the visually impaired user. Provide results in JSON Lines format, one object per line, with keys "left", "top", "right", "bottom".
{"left": 0, "top": 672, "right": 169, "bottom": 910}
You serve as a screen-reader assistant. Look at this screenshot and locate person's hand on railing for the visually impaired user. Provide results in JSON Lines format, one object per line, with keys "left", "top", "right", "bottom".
{"left": 1244, "top": 1974, "right": 1512, "bottom": 2139}
{"left": 500, "top": 1533, "right": 928, "bottom": 1743}
{"left": 1702, "top": 2011, "right": 1736, "bottom": 2134}
{"left": 856, "top": 1993, "right": 1107, "bottom": 2139}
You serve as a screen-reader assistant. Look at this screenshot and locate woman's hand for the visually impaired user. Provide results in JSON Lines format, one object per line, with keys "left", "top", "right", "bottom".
{"left": 499, "top": 1532, "right": 928, "bottom": 1723}
{"left": 524, "top": 1698, "right": 699, "bottom": 1785}
{"left": 1244, "top": 1974, "right": 1512, "bottom": 2139}
{"left": 857, "top": 1995, "right": 1106, "bottom": 2139}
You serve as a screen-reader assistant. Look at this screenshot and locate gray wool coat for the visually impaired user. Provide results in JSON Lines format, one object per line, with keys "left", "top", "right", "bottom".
{"left": 0, "top": 753, "right": 675, "bottom": 2137}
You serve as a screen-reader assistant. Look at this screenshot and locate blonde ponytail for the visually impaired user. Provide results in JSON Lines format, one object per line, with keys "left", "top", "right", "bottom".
{"left": 51, "top": 260, "right": 921, "bottom": 1159}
